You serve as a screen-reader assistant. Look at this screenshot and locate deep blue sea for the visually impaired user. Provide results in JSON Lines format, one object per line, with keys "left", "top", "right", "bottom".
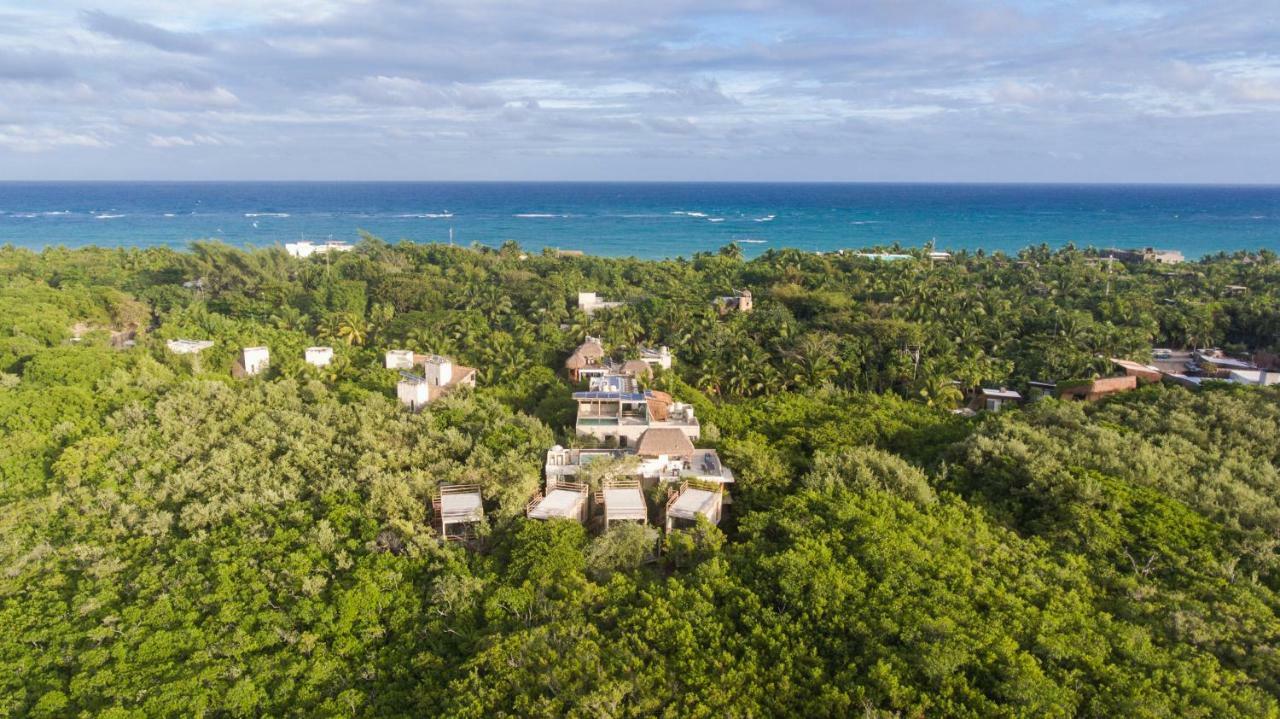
{"left": 1, "top": 182, "right": 1278, "bottom": 259}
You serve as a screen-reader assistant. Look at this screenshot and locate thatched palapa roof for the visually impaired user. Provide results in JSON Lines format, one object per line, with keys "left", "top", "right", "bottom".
{"left": 635, "top": 427, "right": 695, "bottom": 458}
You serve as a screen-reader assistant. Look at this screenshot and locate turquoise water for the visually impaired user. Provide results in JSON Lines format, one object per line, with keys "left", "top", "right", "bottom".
{"left": 1, "top": 182, "right": 1277, "bottom": 258}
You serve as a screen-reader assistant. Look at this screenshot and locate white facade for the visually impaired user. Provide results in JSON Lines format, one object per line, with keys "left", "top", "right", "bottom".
{"left": 640, "top": 346, "right": 673, "bottom": 370}
{"left": 421, "top": 355, "right": 453, "bottom": 386}
{"left": 385, "top": 349, "right": 415, "bottom": 369}
{"left": 242, "top": 346, "right": 270, "bottom": 376}
{"left": 577, "top": 291, "right": 624, "bottom": 315}
{"left": 397, "top": 378, "right": 430, "bottom": 411}
{"left": 305, "top": 346, "right": 334, "bottom": 367}
{"left": 285, "top": 240, "right": 354, "bottom": 258}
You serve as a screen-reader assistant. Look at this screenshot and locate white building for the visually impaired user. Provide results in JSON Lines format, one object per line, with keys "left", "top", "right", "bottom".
{"left": 638, "top": 346, "right": 673, "bottom": 371}
{"left": 385, "top": 349, "right": 415, "bottom": 369}
{"left": 285, "top": 240, "right": 354, "bottom": 258}
{"left": 543, "top": 429, "right": 734, "bottom": 487}
{"left": 166, "top": 339, "right": 214, "bottom": 354}
{"left": 545, "top": 446, "right": 630, "bottom": 483}
{"left": 395, "top": 355, "right": 477, "bottom": 411}
{"left": 578, "top": 291, "right": 624, "bottom": 316}
{"left": 420, "top": 355, "right": 453, "bottom": 386}
{"left": 633, "top": 428, "right": 734, "bottom": 485}
{"left": 238, "top": 346, "right": 270, "bottom": 377}
{"left": 397, "top": 374, "right": 431, "bottom": 411}
{"left": 305, "top": 346, "right": 334, "bottom": 367}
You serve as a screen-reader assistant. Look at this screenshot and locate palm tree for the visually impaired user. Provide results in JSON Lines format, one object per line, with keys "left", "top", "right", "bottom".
{"left": 337, "top": 313, "right": 368, "bottom": 346}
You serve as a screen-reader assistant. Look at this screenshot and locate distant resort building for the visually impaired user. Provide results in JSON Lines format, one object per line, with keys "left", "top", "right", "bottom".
{"left": 715, "top": 289, "right": 753, "bottom": 314}
{"left": 166, "top": 339, "right": 213, "bottom": 354}
{"left": 577, "top": 291, "right": 624, "bottom": 316}
{"left": 305, "top": 346, "right": 334, "bottom": 367}
{"left": 285, "top": 240, "right": 354, "bottom": 258}
{"left": 395, "top": 354, "right": 477, "bottom": 411}
{"left": 233, "top": 346, "right": 270, "bottom": 378}
{"left": 1107, "top": 247, "right": 1185, "bottom": 265}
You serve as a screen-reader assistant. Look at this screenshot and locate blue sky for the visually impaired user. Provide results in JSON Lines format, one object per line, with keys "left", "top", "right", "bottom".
{"left": 0, "top": 0, "right": 1277, "bottom": 181}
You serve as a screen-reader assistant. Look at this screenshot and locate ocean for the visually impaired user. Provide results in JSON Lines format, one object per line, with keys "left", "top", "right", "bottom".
{"left": 1, "top": 182, "right": 1277, "bottom": 259}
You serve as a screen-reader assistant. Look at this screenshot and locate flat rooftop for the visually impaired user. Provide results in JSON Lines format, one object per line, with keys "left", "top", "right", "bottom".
{"left": 439, "top": 491, "right": 483, "bottom": 521}
{"left": 668, "top": 488, "right": 719, "bottom": 521}
{"left": 603, "top": 487, "right": 646, "bottom": 519}
{"left": 528, "top": 488, "right": 586, "bottom": 520}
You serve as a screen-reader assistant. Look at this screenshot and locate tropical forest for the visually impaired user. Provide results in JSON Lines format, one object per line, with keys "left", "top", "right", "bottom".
{"left": 2, "top": 238, "right": 1279, "bottom": 718}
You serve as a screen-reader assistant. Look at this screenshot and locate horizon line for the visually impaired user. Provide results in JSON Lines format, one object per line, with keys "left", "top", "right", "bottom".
{"left": 2, "top": 179, "right": 1280, "bottom": 188}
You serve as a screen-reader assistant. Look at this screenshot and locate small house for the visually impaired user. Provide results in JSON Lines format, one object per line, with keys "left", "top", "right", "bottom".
{"left": 397, "top": 373, "right": 431, "bottom": 411}
{"left": 565, "top": 337, "right": 607, "bottom": 381}
{"left": 385, "top": 349, "right": 415, "bottom": 370}
{"left": 395, "top": 355, "right": 477, "bottom": 410}
{"left": 665, "top": 482, "right": 724, "bottom": 531}
{"left": 974, "top": 388, "right": 1022, "bottom": 412}
{"left": 716, "top": 289, "right": 753, "bottom": 314}
{"left": 526, "top": 479, "right": 590, "bottom": 523}
{"left": 433, "top": 484, "right": 484, "bottom": 540}
{"left": 233, "top": 346, "right": 270, "bottom": 377}
{"left": 1027, "top": 380, "right": 1057, "bottom": 401}
{"left": 305, "top": 346, "right": 334, "bottom": 367}
{"left": 599, "top": 479, "right": 648, "bottom": 528}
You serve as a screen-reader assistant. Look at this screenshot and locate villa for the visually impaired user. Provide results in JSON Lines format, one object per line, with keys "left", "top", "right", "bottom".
{"left": 305, "top": 346, "right": 334, "bottom": 367}
{"left": 1108, "top": 247, "right": 1185, "bottom": 265}
{"left": 395, "top": 354, "right": 477, "bottom": 411}
{"left": 573, "top": 387, "right": 699, "bottom": 444}
{"left": 545, "top": 428, "right": 734, "bottom": 487}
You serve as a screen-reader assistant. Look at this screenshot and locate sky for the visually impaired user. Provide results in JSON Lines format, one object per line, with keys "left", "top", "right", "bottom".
{"left": 0, "top": 0, "right": 1278, "bottom": 182}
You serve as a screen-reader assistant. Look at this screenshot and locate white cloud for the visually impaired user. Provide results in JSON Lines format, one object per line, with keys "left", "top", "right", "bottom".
{"left": 0, "top": 124, "right": 108, "bottom": 152}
